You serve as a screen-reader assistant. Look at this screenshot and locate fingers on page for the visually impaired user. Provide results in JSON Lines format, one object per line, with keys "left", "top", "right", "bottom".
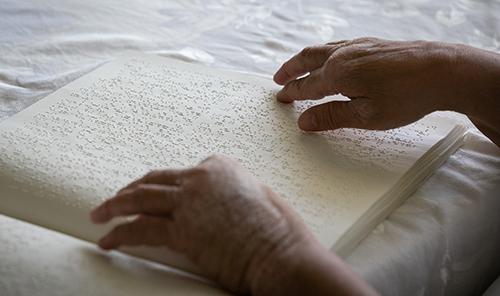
{"left": 90, "top": 184, "right": 180, "bottom": 224}
{"left": 298, "top": 100, "right": 368, "bottom": 131}
{"left": 276, "top": 69, "right": 335, "bottom": 103}
{"left": 98, "top": 215, "right": 172, "bottom": 250}
{"left": 117, "top": 168, "right": 186, "bottom": 194}
{"left": 273, "top": 44, "right": 340, "bottom": 85}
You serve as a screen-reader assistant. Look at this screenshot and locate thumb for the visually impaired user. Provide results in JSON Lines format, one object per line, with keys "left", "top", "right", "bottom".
{"left": 298, "top": 100, "right": 372, "bottom": 131}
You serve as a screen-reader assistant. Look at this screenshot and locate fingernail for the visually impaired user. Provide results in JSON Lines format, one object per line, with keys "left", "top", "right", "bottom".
{"left": 298, "top": 113, "right": 318, "bottom": 131}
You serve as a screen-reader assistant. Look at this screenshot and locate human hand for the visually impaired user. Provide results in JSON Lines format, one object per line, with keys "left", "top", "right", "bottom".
{"left": 274, "top": 37, "right": 500, "bottom": 133}
{"left": 89, "top": 155, "right": 317, "bottom": 295}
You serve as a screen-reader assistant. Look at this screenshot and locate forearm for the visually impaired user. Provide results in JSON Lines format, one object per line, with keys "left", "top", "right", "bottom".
{"left": 442, "top": 43, "right": 500, "bottom": 146}
{"left": 251, "top": 241, "right": 379, "bottom": 296}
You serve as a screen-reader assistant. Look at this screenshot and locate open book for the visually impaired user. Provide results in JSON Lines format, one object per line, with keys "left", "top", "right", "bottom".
{"left": 0, "top": 51, "right": 467, "bottom": 276}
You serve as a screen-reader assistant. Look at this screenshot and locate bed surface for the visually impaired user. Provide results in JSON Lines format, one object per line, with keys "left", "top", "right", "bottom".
{"left": 1, "top": 0, "right": 500, "bottom": 295}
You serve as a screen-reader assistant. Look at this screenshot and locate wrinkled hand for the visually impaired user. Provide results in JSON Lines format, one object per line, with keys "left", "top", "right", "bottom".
{"left": 90, "top": 155, "right": 315, "bottom": 294}
{"left": 274, "top": 37, "right": 496, "bottom": 132}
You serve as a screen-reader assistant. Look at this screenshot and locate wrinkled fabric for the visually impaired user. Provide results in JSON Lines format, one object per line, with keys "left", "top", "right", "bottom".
{"left": 1, "top": 0, "right": 500, "bottom": 295}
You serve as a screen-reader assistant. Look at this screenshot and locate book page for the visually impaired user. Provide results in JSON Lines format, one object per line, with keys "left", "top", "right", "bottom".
{"left": 0, "top": 51, "right": 460, "bottom": 271}
{"left": 0, "top": 214, "right": 229, "bottom": 296}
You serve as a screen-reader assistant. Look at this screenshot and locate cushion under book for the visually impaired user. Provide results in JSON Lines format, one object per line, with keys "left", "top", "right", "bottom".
{"left": 0, "top": 51, "right": 467, "bottom": 276}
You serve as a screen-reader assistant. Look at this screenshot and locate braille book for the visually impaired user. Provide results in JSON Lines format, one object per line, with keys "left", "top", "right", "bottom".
{"left": 0, "top": 51, "right": 467, "bottom": 276}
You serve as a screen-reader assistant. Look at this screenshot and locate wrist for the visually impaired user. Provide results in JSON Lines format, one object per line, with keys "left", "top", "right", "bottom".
{"left": 446, "top": 43, "right": 500, "bottom": 145}
{"left": 249, "top": 237, "right": 313, "bottom": 296}
{"left": 249, "top": 238, "right": 379, "bottom": 296}
{"left": 439, "top": 43, "right": 500, "bottom": 115}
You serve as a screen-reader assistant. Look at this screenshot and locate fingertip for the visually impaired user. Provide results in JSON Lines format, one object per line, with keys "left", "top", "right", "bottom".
{"left": 298, "top": 112, "right": 319, "bottom": 131}
{"left": 98, "top": 235, "right": 116, "bottom": 250}
{"left": 89, "top": 210, "right": 100, "bottom": 224}
{"left": 273, "top": 70, "right": 291, "bottom": 86}
{"left": 89, "top": 207, "right": 109, "bottom": 224}
{"left": 276, "top": 89, "right": 294, "bottom": 103}
{"left": 273, "top": 72, "right": 285, "bottom": 85}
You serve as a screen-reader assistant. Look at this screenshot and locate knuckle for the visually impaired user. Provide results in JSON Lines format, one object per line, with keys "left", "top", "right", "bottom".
{"left": 293, "top": 75, "right": 329, "bottom": 101}
{"left": 325, "top": 39, "right": 349, "bottom": 46}
{"left": 319, "top": 104, "right": 343, "bottom": 129}
{"left": 314, "top": 79, "right": 332, "bottom": 99}
{"left": 292, "top": 78, "right": 309, "bottom": 98}
{"left": 201, "top": 154, "right": 233, "bottom": 167}
{"left": 189, "top": 165, "right": 211, "bottom": 180}
{"left": 349, "top": 100, "right": 378, "bottom": 128}
{"left": 298, "top": 45, "right": 330, "bottom": 65}
{"left": 317, "top": 101, "right": 377, "bottom": 130}
{"left": 323, "top": 57, "right": 351, "bottom": 92}
{"left": 130, "top": 186, "right": 147, "bottom": 209}
{"left": 205, "top": 154, "right": 225, "bottom": 162}
{"left": 298, "top": 45, "right": 318, "bottom": 60}
{"left": 351, "top": 37, "right": 379, "bottom": 46}
{"left": 144, "top": 169, "right": 159, "bottom": 179}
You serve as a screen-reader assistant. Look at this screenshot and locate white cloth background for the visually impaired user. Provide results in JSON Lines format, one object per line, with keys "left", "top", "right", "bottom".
{"left": 1, "top": 0, "right": 500, "bottom": 295}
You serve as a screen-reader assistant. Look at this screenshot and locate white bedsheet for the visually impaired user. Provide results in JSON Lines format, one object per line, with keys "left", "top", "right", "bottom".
{"left": 1, "top": 0, "right": 500, "bottom": 295}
